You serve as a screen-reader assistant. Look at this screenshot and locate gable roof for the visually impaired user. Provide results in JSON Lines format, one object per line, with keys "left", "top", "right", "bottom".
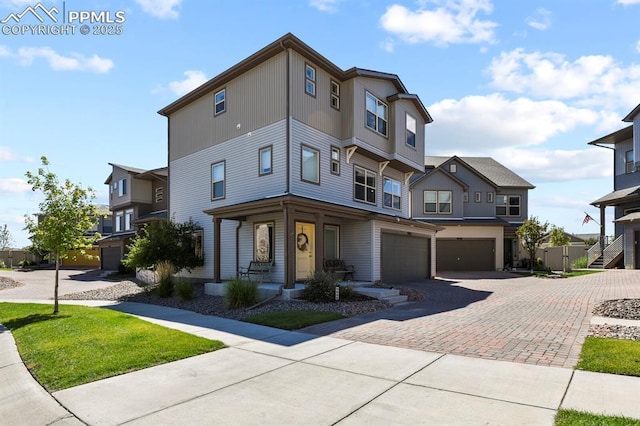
{"left": 409, "top": 166, "right": 469, "bottom": 190}
{"left": 104, "top": 164, "right": 167, "bottom": 184}
{"left": 421, "top": 156, "right": 535, "bottom": 189}
{"left": 623, "top": 103, "right": 640, "bottom": 122}
{"left": 587, "top": 125, "right": 633, "bottom": 146}
{"left": 157, "top": 33, "right": 432, "bottom": 122}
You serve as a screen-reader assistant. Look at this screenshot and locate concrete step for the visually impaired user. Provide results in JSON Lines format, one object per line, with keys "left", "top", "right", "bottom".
{"left": 354, "top": 287, "right": 400, "bottom": 299}
{"left": 382, "top": 294, "right": 409, "bottom": 305}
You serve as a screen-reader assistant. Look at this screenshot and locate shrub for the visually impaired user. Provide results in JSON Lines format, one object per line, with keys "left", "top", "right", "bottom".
{"left": 118, "top": 262, "right": 135, "bottom": 275}
{"left": 175, "top": 279, "right": 194, "bottom": 301}
{"left": 572, "top": 255, "right": 588, "bottom": 269}
{"left": 225, "top": 277, "right": 259, "bottom": 309}
{"left": 302, "top": 270, "right": 337, "bottom": 303}
{"left": 0, "top": 259, "right": 5, "bottom": 268}
{"left": 155, "top": 261, "right": 175, "bottom": 298}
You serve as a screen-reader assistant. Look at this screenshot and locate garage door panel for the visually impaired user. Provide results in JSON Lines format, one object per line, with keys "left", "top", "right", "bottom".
{"left": 437, "top": 239, "right": 494, "bottom": 271}
{"left": 101, "top": 247, "right": 121, "bottom": 270}
{"left": 382, "top": 233, "right": 430, "bottom": 283}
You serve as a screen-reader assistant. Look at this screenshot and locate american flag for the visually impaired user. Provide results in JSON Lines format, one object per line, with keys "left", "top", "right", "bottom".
{"left": 582, "top": 213, "right": 594, "bottom": 225}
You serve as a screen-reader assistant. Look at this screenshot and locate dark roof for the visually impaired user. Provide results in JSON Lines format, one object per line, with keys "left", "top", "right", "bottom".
{"left": 97, "top": 231, "right": 136, "bottom": 242}
{"left": 133, "top": 210, "right": 168, "bottom": 223}
{"left": 623, "top": 103, "right": 640, "bottom": 122}
{"left": 614, "top": 212, "right": 640, "bottom": 223}
{"left": 591, "top": 185, "right": 640, "bottom": 206}
{"left": 421, "top": 156, "right": 535, "bottom": 189}
{"left": 587, "top": 125, "right": 633, "bottom": 146}
{"left": 104, "top": 164, "right": 168, "bottom": 184}
{"left": 157, "top": 33, "right": 431, "bottom": 122}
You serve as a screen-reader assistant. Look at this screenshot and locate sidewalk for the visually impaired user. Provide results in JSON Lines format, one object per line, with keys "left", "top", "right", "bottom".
{"left": 2, "top": 300, "right": 640, "bottom": 425}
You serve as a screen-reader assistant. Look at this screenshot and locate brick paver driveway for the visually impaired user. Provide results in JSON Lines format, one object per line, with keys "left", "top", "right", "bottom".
{"left": 302, "top": 270, "right": 640, "bottom": 368}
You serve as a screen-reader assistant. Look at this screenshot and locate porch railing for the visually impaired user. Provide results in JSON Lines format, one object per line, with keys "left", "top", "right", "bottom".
{"left": 587, "top": 243, "right": 602, "bottom": 266}
{"left": 603, "top": 234, "right": 624, "bottom": 267}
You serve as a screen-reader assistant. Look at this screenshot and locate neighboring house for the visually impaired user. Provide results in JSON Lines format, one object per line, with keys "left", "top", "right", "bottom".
{"left": 540, "top": 231, "right": 586, "bottom": 248}
{"left": 589, "top": 102, "right": 640, "bottom": 269}
{"left": 409, "top": 156, "right": 534, "bottom": 271}
{"left": 61, "top": 204, "right": 112, "bottom": 268}
{"left": 157, "top": 33, "right": 441, "bottom": 287}
{"left": 98, "top": 163, "right": 168, "bottom": 270}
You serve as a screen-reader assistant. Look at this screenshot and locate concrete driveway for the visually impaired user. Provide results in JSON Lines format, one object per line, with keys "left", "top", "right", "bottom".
{"left": 302, "top": 270, "right": 640, "bottom": 368}
{"left": 0, "top": 268, "right": 116, "bottom": 300}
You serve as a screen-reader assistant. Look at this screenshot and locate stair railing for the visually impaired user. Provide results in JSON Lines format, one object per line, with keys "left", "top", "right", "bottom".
{"left": 587, "top": 242, "right": 602, "bottom": 267}
{"left": 603, "top": 234, "right": 624, "bottom": 267}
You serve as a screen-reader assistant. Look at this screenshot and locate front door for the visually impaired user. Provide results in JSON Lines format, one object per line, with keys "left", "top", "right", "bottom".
{"left": 296, "top": 222, "right": 315, "bottom": 280}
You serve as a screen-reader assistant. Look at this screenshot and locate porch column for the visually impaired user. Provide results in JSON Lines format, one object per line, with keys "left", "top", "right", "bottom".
{"left": 213, "top": 217, "right": 222, "bottom": 283}
{"left": 314, "top": 212, "right": 325, "bottom": 273}
{"left": 284, "top": 205, "right": 295, "bottom": 289}
{"left": 599, "top": 205, "right": 606, "bottom": 250}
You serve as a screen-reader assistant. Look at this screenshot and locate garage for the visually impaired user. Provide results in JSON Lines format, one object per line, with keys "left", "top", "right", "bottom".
{"left": 437, "top": 239, "right": 495, "bottom": 271}
{"left": 100, "top": 246, "right": 122, "bottom": 270}
{"left": 381, "top": 233, "right": 430, "bottom": 283}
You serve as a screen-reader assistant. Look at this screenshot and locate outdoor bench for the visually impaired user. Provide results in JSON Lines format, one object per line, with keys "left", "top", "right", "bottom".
{"left": 323, "top": 258, "right": 355, "bottom": 281}
{"left": 238, "top": 260, "right": 274, "bottom": 284}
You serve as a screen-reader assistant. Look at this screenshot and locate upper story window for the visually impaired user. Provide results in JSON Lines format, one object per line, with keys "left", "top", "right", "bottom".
{"left": 463, "top": 191, "right": 469, "bottom": 203}
{"left": 383, "top": 177, "right": 401, "bottom": 210}
{"left": 259, "top": 146, "right": 272, "bottom": 175}
{"left": 330, "top": 146, "right": 340, "bottom": 175}
{"left": 475, "top": 192, "right": 481, "bottom": 203}
{"left": 487, "top": 192, "right": 494, "bottom": 203}
{"left": 115, "top": 211, "right": 123, "bottom": 232}
{"left": 625, "top": 150, "right": 634, "bottom": 174}
{"left": 305, "top": 64, "right": 316, "bottom": 97}
{"left": 211, "top": 161, "right": 225, "bottom": 200}
{"left": 301, "top": 145, "right": 319, "bottom": 183}
{"left": 124, "top": 209, "right": 134, "bottom": 231}
{"left": 424, "top": 190, "right": 452, "bottom": 214}
{"left": 354, "top": 166, "right": 376, "bottom": 204}
{"left": 406, "top": 114, "right": 416, "bottom": 147}
{"left": 155, "top": 187, "right": 164, "bottom": 203}
{"left": 496, "top": 195, "right": 521, "bottom": 216}
{"left": 118, "top": 178, "right": 127, "bottom": 197}
{"left": 330, "top": 80, "right": 340, "bottom": 110}
{"left": 449, "top": 164, "right": 457, "bottom": 173}
{"left": 214, "top": 89, "right": 226, "bottom": 115}
{"left": 365, "top": 91, "right": 388, "bottom": 137}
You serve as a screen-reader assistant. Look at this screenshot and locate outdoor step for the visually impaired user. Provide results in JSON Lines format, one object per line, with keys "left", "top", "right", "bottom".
{"left": 354, "top": 287, "right": 400, "bottom": 299}
{"left": 383, "top": 295, "right": 409, "bottom": 305}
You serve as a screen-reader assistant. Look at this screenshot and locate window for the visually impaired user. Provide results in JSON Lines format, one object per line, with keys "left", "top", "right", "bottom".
{"left": 211, "top": 161, "right": 225, "bottom": 200}
{"left": 365, "top": 91, "right": 388, "bottom": 136}
{"left": 487, "top": 192, "right": 494, "bottom": 203}
{"left": 324, "top": 225, "right": 340, "bottom": 260}
{"left": 301, "top": 145, "right": 319, "bottom": 183}
{"left": 155, "top": 187, "right": 164, "bottom": 203}
{"left": 330, "top": 146, "right": 340, "bottom": 175}
{"left": 406, "top": 114, "right": 416, "bottom": 147}
{"left": 626, "top": 150, "right": 634, "bottom": 174}
{"left": 305, "top": 64, "right": 316, "bottom": 96}
{"left": 496, "top": 195, "right": 521, "bottom": 216}
{"left": 463, "top": 192, "right": 469, "bottom": 203}
{"left": 475, "top": 192, "right": 481, "bottom": 203}
{"left": 354, "top": 166, "right": 376, "bottom": 204}
{"left": 115, "top": 211, "right": 123, "bottom": 232}
{"left": 424, "top": 190, "right": 452, "bottom": 214}
{"left": 383, "top": 177, "right": 401, "bottom": 210}
{"left": 449, "top": 164, "right": 457, "bottom": 173}
{"left": 214, "top": 88, "right": 226, "bottom": 115}
{"left": 193, "top": 229, "right": 203, "bottom": 260}
{"left": 330, "top": 80, "right": 340, "bottom": 110}
{"left": 124, "top": 209, "right": 134, "bottom": 231}
{"left": 259, "top": 146, "right": 272, "bottom": 175}
{"left": 118, "top": 178, "right": 127, "bottom": 197}
{"left": 254, "top": 223, "right": 274, "bottom": 262}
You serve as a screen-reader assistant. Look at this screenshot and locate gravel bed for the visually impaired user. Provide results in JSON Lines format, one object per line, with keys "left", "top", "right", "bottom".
{"left": 0, "top": 277, "right": 24, "bottom": 291}
{"left": 61, "top": 280, "right": 391, "bottom": 321}
{"left": 590, "top": 298, "right": 640, "bottom": 341}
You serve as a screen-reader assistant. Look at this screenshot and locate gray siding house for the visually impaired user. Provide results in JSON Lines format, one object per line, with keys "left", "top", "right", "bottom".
{"left": 158, "top": 33, "right": 441, "bottom": 287}
{"left": 410, "top": 156, "right": 534, "bottom": 271}
{"left": 99, "top": 163, "right": 168, "bottom": 270}
{"left": 589, "top": 102, "right": 640, "bottom": 268}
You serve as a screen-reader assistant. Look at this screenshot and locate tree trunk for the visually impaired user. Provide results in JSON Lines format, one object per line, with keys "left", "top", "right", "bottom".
{"left": 54, "top": 254, "right": 59, "bottom": 314}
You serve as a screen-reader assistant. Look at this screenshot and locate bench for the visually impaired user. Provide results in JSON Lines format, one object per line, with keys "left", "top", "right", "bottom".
{"left": 323, "top": 258, "right": 355, "bottom": 281}
{"left": 238, "top": 261, "right": 274, "bottom": 284}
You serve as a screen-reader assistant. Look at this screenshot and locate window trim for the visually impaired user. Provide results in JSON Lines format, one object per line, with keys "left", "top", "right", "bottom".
{"left": 475, "top": 192, "right": 481, "bottom": 203}
{"left": 423, "top": 190, "right": 452, "bottom": 215}
{"left": 193, "top": 229, "right": 204, "bottom": 260}
{"left": 118, "top": 178, "right": 127, "bottom": 197}
{"left": 305, "top": 63, "right": 316, "bottom": 97}
{"left": 383, "top": 176, "right": 402, "bottom": 210}
{"left": 496, "top": 194, "right": 521, "bottom": 217}
{"left": 354, "top": 165, "right": 377, "bottom": 205}
{"left": 487, "top": 192, "right": 494, "bottom": 203}
{"left": 463, "top": 192, "right": 469, "bottom": 203}
{"left": 365, "top": 91, "right": 388, "bottom": 137}
{"left": 259, "top": 145, "right": 273, "bottom": 176}
{"left": 406, "top": 113, "right": 416, "bottom": 148}
{"left": 211, "top": 161, "right": 226, "bottom": 200}
{"left": 625, "top": 149, "right": 634, "bottom": 174}
{"left": 301, "top": 145, "right": 320, "bottom": 184}
{"left": 330, "top": 146, "right": 340, "bottom": 175}
{"left": 324, "top": 224, "right": 340, "bottom": 260}
{"left": 115, "top": 211, "right": 123, "bottom": 232}
{"left": 214, "top": 88, "right": 226, "bottom": 116}
{"left": 449, "top": 164, "right": 457, "bottom": 173}
{"left": 124, "top": 208, "right": 134, "bottom": 231}
{"left": 155, "top": 187, "right": 164, "bottom": 203}
{"left": 330, "top": 80, "right": 340, "bottom": 110}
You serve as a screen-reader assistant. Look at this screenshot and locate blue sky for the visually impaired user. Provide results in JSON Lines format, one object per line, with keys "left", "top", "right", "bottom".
{"left": 1, "top": 0, "right": 639, "bottom": 248}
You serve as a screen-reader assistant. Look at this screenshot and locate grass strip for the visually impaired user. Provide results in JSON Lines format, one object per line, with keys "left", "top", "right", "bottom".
{"left": 555, "top": 409, "right": 640, "bottom": 425}
{"left": 576, "top": 337, "right": 640, "bottom": 377}
{"left": 243, "top": 310, "right": 344, "bottom": 330}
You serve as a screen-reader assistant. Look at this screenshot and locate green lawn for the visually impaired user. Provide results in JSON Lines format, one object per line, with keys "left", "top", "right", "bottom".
{"left": 0, "top": 303, "right": 225, "bottom": 391}
{"left": 576, "top": 337, "right": 640, "bottom": 376}
{"left": 555, "top": 409, "right": 640, "bottom": 425}
{"left": 243, "top": 310, "right": 344, "bottom": 330}
{"left": 561, "top": 270, "right": 602, "bottom": 278}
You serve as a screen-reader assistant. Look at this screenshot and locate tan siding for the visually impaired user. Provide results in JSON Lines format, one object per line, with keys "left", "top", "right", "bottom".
{"left": 110, "top": 167, "right": 132, "bottom": 209}
{"left": 341, "top": 80, "right": 355, "bottom": 138}
{"left": 393, "top": 100, "right": 426, "bottom": 166}
{"left": 131, "top": 178, "right": 152, "bottom": 204}
{"left": 353, "top": 77, "right": 398, "bottom": 154}
{"left": 169, "top": 53, "right": 288, "bottom": 161}
{"left": 290, "top": 50, "right": 342, "bottom": 139}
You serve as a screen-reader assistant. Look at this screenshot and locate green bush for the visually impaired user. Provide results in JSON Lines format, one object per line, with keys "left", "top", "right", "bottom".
{"left": 118, "top": 262, "right": 135, "bottom": 275}
{"left": 303, "top": 270, "right": 338, "bottom": 303}
{"left": 0, "top": 259, "right": 5, "bottom": 268}
{"left": 225, "top": 277, "right": 259, "bottom": 309}
{"left": 175, "top": 279, "right": 194, "bottom": 301}
{"left": 572, "top": 255, "right": 588, "bottom": 269}
{"left": 155, "top": 261, "right": 174, "bottom": 298}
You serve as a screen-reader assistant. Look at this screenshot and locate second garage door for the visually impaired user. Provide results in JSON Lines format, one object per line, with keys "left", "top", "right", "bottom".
{"left": 101, "top": 247, "right": 122, "bottom": 270}
{"left": 381, "top": 233, "right": 430, "bottom": 283}
{"left": 437, "top": 239, "right": 495, "bottom": 271}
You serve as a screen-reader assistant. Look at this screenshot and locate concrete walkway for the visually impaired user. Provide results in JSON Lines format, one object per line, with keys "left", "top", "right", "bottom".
{"left": 2, "top": 299, "right": 640, "bottom": 425}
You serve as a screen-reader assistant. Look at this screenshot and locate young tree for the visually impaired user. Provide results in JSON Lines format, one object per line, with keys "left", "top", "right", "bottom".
{"left": 549, "top": 226, "right": 571, "bottom": 247}
{"left": 0, "top": 224, "right": 12, "bottom": 249}
{"left": 516, "top": 216, "right": 549, "bottom": 272}
{"left": 24, "top": 156, "right": 100, "bottom": 314}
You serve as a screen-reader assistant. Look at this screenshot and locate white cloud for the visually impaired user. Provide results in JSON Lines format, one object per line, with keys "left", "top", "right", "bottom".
{"left": 14, "top": 47, "right": 113, "bottom": 73}
{"left": 0, "top": 178, "right": 31, "bottom": 194}
{"left": 380, "top": 0, "right": 498, "bottom": 47}
{"left": 0, "top": 0, "right": 35, "bottom": 7}
{"left": 134, "top": 0, "right": 182, "bottom": 19}
{"left": 0, "top": 146, "right": 14, "bottom": 161}
{"left": 426, "top": 94, "right": 599, "bottom": 152}
{"left": 636, "top": 40, "right": 640, "bottom": 53}
{"left": 617, "top": 0, "right": 640, "bottom": 4}
{"left": 380, "top": 38, "right": 395, "bottom": 53}
{"left": 309, "top": 0, "right": 342, "bottom": 13}
{"left": 526, "top": 8, "right": 551, "bottom": 31}
{"left": 159, "top": 70, "right": 208, "bottom": 96}
{"left": 487, "top": 48, "right": 640, "bottom": 108}
{"left": 0, "top": 45, "right": 11, "bottom": 57}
